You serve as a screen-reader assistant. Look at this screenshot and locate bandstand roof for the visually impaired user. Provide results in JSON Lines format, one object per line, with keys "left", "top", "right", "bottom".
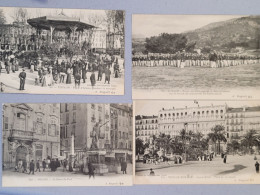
{"left": 27, "top": 12, "right": 96, "bottom": 31}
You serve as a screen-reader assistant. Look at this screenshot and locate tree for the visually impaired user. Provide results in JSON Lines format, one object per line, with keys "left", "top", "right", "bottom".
{"left": 240, "top": 130, "right": 260, "bottom": 154}
{"left": 0, "top": 9, "right": 6, "bottom": 24}
{"left": 105, "top": 10, "right": 125, "bottom": 50}
{"left": 154, "top": 133, "right": 172, "bottom": 156}
{"left": 178, "top": 129, "right": 194, "bottom": 162}
{"left": 227, "top": 140, "right": 240, "bottom": 155}
{"left": 136, "top": 138, "right": 145, "bottom": 155}
{"left": 145, "top": 33, "right": 188, "bottom": 54}
{"left": 207, "top": 125, "right": 227, "bottom": 155}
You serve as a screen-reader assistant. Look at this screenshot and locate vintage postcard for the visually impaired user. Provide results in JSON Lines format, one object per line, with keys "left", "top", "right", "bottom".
{"left": 2, "top": 103, "right": 133, "bottom": 187}
{"left": 132, "top": 15, "right": 260, "bottom": 100}
{"left": 134, "top": 100, "right": 260, "bottom": 184}
{"left": 0, "top": 7, "right": 125, "bottom": 95}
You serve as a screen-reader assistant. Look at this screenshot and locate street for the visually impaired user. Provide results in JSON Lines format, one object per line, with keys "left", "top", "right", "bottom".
{"left": 2, "top": 164, "right": 133, "bottom": 187}
{"left": 135, "top": 155, "right": 260, "bottom": 184}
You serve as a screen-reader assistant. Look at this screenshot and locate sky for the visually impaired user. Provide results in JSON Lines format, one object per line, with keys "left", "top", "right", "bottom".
{"left": 1, "top": 7, "right": 107, "bottom": 27}
{"left": 132, "top": 14, "right": 244, "bottom": 38}
{"left": 134, "top": 100, "right": 260, "bottom": 116}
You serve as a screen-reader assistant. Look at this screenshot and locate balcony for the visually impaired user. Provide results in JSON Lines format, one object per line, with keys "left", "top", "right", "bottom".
{"left": 9, "top": 129, "right": 38, "bottom": 142}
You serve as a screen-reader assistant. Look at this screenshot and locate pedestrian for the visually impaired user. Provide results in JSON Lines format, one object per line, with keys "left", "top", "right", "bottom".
{"left": 69, "top": 161, "right": 73, "bottom": 172}
{"left": 66, "top": 66, "right": 72, "bottom": 84}
{"left": 74, "top": 72, "right": 81, "bottom": 89}
{"left": 121, "top": 160, "right": 127, "bottom": 174}
{"left": 19, "top": 69, "right": 26, "bottom": 90}
{"left": 63, "top": 159, "right": 67, "bottom": 172}
{"left": 104, "top": 67, "right": 111, "bottom": 84}
{"left": 42, "top": 159, "right": 46, "bottom": 172}
{"left": 0, "top": 60, "right": 2, "bottom": 75}
{"left": 22, "top": 160, "right": 27, "bottom": 173}
{"left": 60, "top": 66, "right": 66, "bottom": 83}
{"left": 223, "top": 155, "right": 227, "bottom": 164}
{"left": 5, "top": 59, "right": 10, "bottom": 74}
{"left": 88, "top": 162, "right": 95, "bottom": 179}
{"left": 90, "top": 70, "right": 96, "bottom": 89}
{"left": 28, "top": 160, "right": 35, "bottom": 175}
{"left": 149, "top": 168, "right": 155, "bottom": 176}
{"left": 35, "top": 160, "right": 41, "bottom": 172}
{"left": 50, "top": 159, "right": 56, "bottom": 172}
{"left": 97, "top": 64, "right": 103, "bottom": 81}
{"left": 18, "top": 159, "right": 23, "bottom": 172}
{"left": 255, "top": 161, "right": 259, "bottom": 173}
{"left": 82, "top": 63, "right": 87, "bottom": 83}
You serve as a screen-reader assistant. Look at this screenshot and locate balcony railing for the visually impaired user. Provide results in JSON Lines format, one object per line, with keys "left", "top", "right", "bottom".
{"left": 11, "top": 129, "right": 36, "bottom": 140}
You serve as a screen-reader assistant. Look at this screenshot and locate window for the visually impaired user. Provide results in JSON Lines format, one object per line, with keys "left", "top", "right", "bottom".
{"left": 4, "top": 117, "right": 8, "bottom": 130}
{"left": 91, "top": 104, "right": 95, "bottom": 109}
{"left": 66, "top": 113, "right": 69, "bottom": 124}
{"left": 72, "top": 112, "right": 76, "bottom": 123}
{"left": 16, "top": 113, "right": 26, "bottom": 131}
{"left": 65, "top": 103, "right": 68, "bottom": 112}
{"left": 91, "top": 114, "right": 96, "bottom": 122}
{"left": 48, "top": 118, "right": 57, "bottom": 136}
{"left": 73, "top": 104, "right": 76, "bottom": 110}
{"left": 98, "top": 106, "right": 102, "bottom": 112}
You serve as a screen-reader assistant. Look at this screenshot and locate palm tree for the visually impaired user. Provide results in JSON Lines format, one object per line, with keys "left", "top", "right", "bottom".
{"left": 136, "top": 138, "right": 144, "bottom": 156}
{"left": 240, "top": 130, "right": 260, "bottom": 154}
{"left": 155, "top": 133, "right": 172, "bottom": 156}
{"left": 179, "top": 129, "right": 194, "bottom": 162}
{"left": 207, "top": 125, "right": 227, "bottom": 155}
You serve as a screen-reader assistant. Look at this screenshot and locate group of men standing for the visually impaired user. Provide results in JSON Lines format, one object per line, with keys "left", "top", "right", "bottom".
{"left": 132, "top": 52, "right": 260, "bottom": 68}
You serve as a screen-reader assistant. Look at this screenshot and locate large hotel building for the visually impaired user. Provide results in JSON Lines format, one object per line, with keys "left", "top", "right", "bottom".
{"left": 136, "top": 104, "right": 260, "bottom": 144}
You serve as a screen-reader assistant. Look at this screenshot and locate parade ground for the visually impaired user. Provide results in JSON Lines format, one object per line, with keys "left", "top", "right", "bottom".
{"left": 0, "top": 64, "right": 124, "bottom": 95}
{"left": 2, "top": 164, "right": 133, "bottom": 187}
{"left": 135, "top": 154, "right": 260, "bottom": 184}
{"left": 132, "top": 63, "right": 260, "bottom": 92}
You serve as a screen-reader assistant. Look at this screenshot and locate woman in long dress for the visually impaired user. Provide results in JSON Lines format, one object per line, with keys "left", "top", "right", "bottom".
{"left": 66, "top": 67, "right": 72, "bottom": 84}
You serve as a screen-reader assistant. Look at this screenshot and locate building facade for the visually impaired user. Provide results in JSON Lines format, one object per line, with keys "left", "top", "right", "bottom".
{"left": 110, "top": 104, "right": 133, "bottom": 163}
{"left": 135, "top": 115, "right": 158, "bottom": 143}
{"left": 2, "top": 103, "right": 60, "bottom": 168}
{"left": 226, "top": 106, "right": 260, "bottom": 141}
{"left": 158, "top": 105, "right": 226, "bottom": 137}
{"left": 60, "top": 103, "right": 132, "bottom": 172}
{"left": 60, "top": 103, "right": 110, "bottom": 161}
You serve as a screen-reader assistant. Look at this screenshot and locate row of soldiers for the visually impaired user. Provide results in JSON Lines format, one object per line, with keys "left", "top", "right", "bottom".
{"left": 132, "top": 53, "right": 260, "bottom": 68}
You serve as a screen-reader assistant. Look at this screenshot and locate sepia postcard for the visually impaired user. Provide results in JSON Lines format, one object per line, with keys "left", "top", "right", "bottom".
{"left": 134, "top": 100, "right": 260, "bottom": 184}
{"left": 0, "top": 7, "right": 125, "bottom": 95}
{"left": 2, "top": 103, "right": 133, "bottom": 187}
{"left": 132, "top": 15, "right": 260, "bottom": 100}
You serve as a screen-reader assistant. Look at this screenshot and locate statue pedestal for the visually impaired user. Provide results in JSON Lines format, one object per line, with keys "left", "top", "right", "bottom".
{"left": 84, "top": 150, "right": 108, "bottom": 175}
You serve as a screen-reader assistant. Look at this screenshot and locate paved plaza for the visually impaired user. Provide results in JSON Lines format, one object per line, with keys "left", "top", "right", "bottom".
{"left": 2, "top": 164, "right": 133, "bottom": 187}
{"left": 0, "top": 64, "right": 124, "bottom": 95}
{"left": 136, "top": 154, "right": 260, "bottom": 177}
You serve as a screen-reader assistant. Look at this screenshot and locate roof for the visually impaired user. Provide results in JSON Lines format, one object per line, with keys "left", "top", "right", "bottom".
{"left": 27, "top": 13, "right": 95, "bottom": 31}
{"left": 135, "top": 115, "right": 158, "bottom": 120}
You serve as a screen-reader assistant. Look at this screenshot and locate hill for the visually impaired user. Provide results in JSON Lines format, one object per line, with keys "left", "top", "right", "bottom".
{"left": 184, "top": 15, "right": 260, "bottom": 51}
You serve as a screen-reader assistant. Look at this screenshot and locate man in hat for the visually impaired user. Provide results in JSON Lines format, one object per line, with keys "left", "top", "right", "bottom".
{"left": 19, "top": 69, "right": 26, "bottom": 90}
{"left": 255, "top": 161, "right": 259, "bottom": 173}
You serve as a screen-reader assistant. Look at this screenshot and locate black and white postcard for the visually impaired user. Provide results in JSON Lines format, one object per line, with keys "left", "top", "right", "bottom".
{"left": 0, "top": 7, "right": 125, "bottom": 95}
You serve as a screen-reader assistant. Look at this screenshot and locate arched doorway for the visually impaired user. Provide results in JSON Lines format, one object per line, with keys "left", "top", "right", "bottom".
{"left": 16, "top": 146, "right": 27, "bottom": 165}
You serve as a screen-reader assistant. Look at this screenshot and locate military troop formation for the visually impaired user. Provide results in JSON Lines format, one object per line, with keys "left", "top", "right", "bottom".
{"left": 132, "top": 52, "right": 260, "bottom": 68}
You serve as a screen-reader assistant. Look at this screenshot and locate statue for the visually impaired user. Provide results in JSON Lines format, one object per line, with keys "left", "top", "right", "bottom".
{"left": 90, "top": 123, "right": 100, "bottom": 150}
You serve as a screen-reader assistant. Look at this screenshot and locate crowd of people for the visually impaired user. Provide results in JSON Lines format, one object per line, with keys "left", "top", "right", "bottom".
{"left": 0, "top": 51, "right": 122, "bottom": 91}
{"left": 13, "top": 157, "right": 128, "bottom": 177}
{"left": 132, "top": 52, "right": 260, "bottom": 68}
